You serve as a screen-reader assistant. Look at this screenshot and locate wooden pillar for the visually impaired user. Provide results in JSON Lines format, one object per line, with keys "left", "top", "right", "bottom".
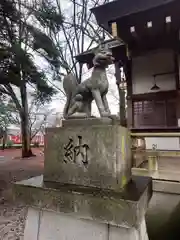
{"left": 176, "top": 94, "right": 180, "bottom": 127}
{"left": 147, "top": 144, "right": 159, "bottom": 172}
{"left": 148, "top": 155, "right": 159, "bottom": 171}
{"left": 174, "top": 51, "right": 179, "bottom": 90}
{"left": 115, "top": 62, "right": 126, "bottom": 126}
{"left": 174, "top": 48, "right": 180, "bottom": 126}
{"left": 124, "top": 59, "right": 133, "bottom": 128}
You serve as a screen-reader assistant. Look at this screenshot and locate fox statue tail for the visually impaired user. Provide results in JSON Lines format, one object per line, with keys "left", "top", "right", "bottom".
{"left": 63, "top": 73, "right": 78, "bottom": 119}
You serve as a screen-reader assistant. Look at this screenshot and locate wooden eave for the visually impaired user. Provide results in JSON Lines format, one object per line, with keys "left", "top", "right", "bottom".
{"left": 75, "top": 39, "right": 127, "bottom": 66}
{"left": 91, "top": 0, "right": 180, "bottom": 48}
{"left": 91, "top": 0, "right": 177, "bottom": 31}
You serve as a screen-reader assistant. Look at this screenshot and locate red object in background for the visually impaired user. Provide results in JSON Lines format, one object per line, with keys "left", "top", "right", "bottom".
{"left": 9, "top": 135, "right": 21, "bottom": 144}
{"left": 9, "top": 135, "right": 44, "bottom": 145}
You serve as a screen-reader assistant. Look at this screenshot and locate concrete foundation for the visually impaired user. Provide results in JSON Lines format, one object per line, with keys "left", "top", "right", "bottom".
{"left": 24, "top": 208, "right": 148, "bottom": 240}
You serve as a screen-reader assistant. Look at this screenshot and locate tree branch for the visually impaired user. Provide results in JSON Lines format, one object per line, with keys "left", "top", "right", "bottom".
{"left": 4, "top": 85, "right": 22, "bottom": 112}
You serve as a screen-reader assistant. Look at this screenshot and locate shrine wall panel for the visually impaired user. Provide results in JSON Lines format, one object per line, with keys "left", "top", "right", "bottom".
{"left": 132, "top": 50, "right": 176, "bottom": 95}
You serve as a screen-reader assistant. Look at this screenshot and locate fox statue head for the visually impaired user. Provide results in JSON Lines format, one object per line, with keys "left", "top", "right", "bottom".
{"left": 93, "top": 49, "right": 115, "bottom": 68}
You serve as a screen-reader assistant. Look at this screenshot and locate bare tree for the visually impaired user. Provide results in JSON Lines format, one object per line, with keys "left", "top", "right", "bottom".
{"left": 27, "top": 98, "right": 55, "bottom": 140}
{"left": 40, "top": 0, "right": 113, "bottom": 84}
{"left": 0, "top": 96, "right": 19, "bottom": 149}
{"left": 1, "top": 93, "right": 57, "bottom": 144}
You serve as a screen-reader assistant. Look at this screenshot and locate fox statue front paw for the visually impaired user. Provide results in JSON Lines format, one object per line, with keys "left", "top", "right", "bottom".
{"left": 101, "top": 111, "right": 111, "bottom": 118}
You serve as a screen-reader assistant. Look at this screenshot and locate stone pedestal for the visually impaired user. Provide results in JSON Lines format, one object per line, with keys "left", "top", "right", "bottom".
{"left": 13, "top": 118, "right": 152, "bottom": 240}
{"left": 14, "top": 175, "right": 152, "bottom": 240}
{"left": 44, "top": 118, "right": 131, "bottom": 190}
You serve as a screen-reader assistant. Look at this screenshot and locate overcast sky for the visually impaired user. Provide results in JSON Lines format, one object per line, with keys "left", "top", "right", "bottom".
{"left": 36, "top": 0, "right": 119, "bottom": 118}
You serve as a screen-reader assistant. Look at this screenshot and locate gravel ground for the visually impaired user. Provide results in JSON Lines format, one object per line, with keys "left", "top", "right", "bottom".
{"left": 0, "top": 202, "right": 27, "bottom": 240}
{"left": 0, "top": 149, "right": 44, "bottom": 239}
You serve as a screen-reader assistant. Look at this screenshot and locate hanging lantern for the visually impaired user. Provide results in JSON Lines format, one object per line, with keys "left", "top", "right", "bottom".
{"left": 151, "top": 84, "right": 160, "bottom": 91}
{"left": 151, "top": 75, "right": 160, "bottom": 91}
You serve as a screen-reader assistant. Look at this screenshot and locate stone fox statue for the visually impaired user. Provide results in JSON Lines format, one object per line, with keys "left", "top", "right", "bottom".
{"left": 63, "top": 50, "right": 114, "bottom": 119}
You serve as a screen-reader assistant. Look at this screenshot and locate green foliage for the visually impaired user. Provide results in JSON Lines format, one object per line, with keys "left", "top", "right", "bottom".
{"left": 0, "top": 0, "right": 63, "bottom": 101}
{"left": 6, "top": 140, "right": 14, "bottom": 148}
{"left": 0, "top": 97, "right": 19, "bottom": 130}
{"left": 27, "top": 24, "right": 60, "bottom": 70}
{"left": 0, "top": 0, "right": 64, "bottom": 157}
{"left": 33, "top": 0, "right": 64, "bottom": 33}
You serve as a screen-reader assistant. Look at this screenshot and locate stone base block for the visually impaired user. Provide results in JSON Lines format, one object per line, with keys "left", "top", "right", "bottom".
{"left": 44, "top": 123, "right": 132, "bottom": 190}
{"left": 24, "top": 208, "right": 148, "bottom": 240}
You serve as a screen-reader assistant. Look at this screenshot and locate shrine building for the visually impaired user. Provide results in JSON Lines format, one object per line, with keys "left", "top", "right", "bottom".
{"left": 76, "top": 0, "right": 180, "bottom": 152}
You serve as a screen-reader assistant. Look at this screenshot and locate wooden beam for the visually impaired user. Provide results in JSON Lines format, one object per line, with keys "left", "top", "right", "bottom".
{"left": 131, "top": 132, "right": 180, "bottom": 137}
{"left": 124, "top": 58, "right": 133, "bottom": 127}
{"left": 131, "top": 90, "right": 177, "bottom": 101}
{"left": 115, "top": 62, "right": 126, "bottom": 126}
{"left": 173, "top": 50, "right": 179, "bottom": 90}
{"left": 124, "top": 59, "right": 132, "bottom": 97}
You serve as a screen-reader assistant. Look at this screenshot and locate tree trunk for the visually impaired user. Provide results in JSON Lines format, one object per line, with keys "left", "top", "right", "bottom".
{"left": 2, "top": 132, "right": 6, "bottom": 150}
{"left": 20, "top": 81, "right": 34, "bottom": 158}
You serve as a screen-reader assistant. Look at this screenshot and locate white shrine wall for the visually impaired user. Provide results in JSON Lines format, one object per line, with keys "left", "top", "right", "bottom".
{"left": 132, "top": 49, "right": 180, "bottom": 151}
{"left": 145, "top": 137, "right": 180, "bottom": 151}
{"left": 132, "top": 49, "right": 176, "bottom": 94}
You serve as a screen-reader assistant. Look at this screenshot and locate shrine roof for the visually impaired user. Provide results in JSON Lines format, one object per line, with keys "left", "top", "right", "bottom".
{"left": 91, "top": 0, "right": 177, "bottom": 30}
